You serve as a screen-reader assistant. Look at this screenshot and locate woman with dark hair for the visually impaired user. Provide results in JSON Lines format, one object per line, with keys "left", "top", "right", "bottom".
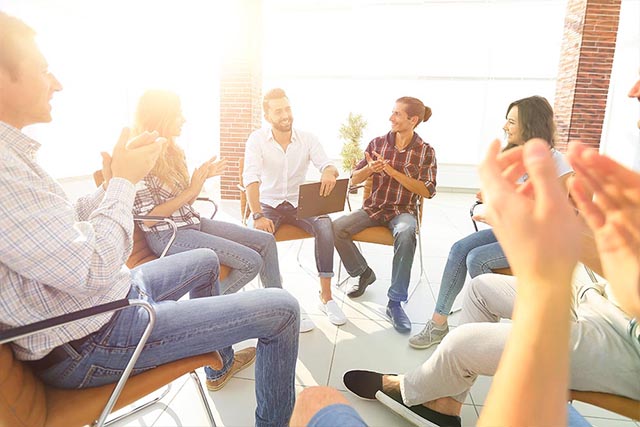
{"left": 409, "top": 95, "right": 573, "bottom": 349}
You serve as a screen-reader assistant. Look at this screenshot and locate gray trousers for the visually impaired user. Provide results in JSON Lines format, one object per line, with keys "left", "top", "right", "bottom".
{"left": 401, "top": 273, "right": 640, "bottom": 405}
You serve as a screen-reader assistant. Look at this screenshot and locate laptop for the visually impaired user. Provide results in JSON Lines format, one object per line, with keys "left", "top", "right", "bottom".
{"left": 296, "top": 178, "right": 349, "bottom": 219}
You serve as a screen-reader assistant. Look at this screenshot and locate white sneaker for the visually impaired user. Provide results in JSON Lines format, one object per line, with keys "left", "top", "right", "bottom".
{"left": 320, "top": 299, "right": 347, "bottom": 326}
{"left": 300, "top": 316, "right": 315, "bottom": 333}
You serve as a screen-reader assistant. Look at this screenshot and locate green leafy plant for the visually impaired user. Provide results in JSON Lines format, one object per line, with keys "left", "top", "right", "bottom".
{"left": 339, "top": 113, "right": 367, "bottom": 172}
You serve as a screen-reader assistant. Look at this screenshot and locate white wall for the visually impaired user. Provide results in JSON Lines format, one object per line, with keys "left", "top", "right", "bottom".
{"left": 601, "top": 0, "right": 640, "bottom": 171}
{"left": 262, "top": 0, "right": 568, "bottom": 188}
{"left": 1, "top": 0, "right": 221, "bottom": 179}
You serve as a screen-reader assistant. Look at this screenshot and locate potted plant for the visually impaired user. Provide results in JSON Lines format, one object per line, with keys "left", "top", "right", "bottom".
{"left": 339, "top": 113, "right": 367, "bottom": 181}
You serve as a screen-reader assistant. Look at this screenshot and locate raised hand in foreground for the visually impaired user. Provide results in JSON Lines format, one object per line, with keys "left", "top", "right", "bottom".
{"left": 568, "top": 141, "right": 640, "bottom": 318}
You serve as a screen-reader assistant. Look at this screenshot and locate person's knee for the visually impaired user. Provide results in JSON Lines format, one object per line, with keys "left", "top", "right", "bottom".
{"left": 332, "top": 217, "right": 351, "bottom": 239}
{"left": 247, "top": 249, "right": 263, "bottom": 273}
{"left": 268, "top": 288, "right": 300, "bottom": 321}
{"left": 437, "top": 324, "right": 479, "bottom": 360}
{"left": 185, "top": 248, "right": 220, "bottom": 275}
{"left": 467, "top": 275, "right": 492, "bottom": 300}
{"left": 466, "top": 247, "right": 487, "bottom": 276}
{"left": 394, "top": 225, "right": 416, "bottom": 245}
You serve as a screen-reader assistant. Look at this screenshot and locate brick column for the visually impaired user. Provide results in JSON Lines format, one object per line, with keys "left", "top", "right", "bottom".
{"left": 554, "top": 0, "right": 621, "bottom": 151}
{"left": 219, "top": 0, "right": 262, "bottom": 200}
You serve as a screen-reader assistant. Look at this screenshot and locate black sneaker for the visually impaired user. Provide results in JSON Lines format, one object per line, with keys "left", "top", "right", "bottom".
{"left": 347, "top": 267, "right": 376, "bottom": 298}
{"left": 375, "top": 388, "right": 462, "bottom": 427}
{"left": 343, "top": 370, "right": 388, "bottom": 400}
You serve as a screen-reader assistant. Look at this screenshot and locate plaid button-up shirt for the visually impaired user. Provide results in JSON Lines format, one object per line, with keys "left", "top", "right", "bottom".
{"left": 355, "top": 131, "right": 437, "bottom": 223}
{"left": 0, "top": 122, "right": 134, "bottom": 360}
{"left": 133, "top": 174, "right": 200, "bottom": 232}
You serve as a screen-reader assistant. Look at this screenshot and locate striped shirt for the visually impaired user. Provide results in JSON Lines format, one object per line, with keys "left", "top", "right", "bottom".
{"left": 355, "top": 131, "right": 437, "bottom": 223}
{"left": 133, "top": 174, "right": 200, "bottom": 232}
{"left": 0, "top": 122, "right": 134, "bottom": 360}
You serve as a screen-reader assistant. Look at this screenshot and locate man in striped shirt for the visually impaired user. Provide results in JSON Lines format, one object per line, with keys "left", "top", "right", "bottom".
{"left": 333, "top": 97, "right": 437, "bottom": 333}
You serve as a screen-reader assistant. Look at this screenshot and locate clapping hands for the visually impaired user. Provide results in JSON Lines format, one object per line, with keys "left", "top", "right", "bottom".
{"left": 568, "top": 141, "right": 640, "bottom": 317}
{"left": 479, "top": 138, "right": 580, "bottom": 283}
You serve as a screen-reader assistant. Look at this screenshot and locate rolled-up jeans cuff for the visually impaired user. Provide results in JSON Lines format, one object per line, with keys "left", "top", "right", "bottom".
{"left": 318, "top": 272, "right": 334, "bottom": 278}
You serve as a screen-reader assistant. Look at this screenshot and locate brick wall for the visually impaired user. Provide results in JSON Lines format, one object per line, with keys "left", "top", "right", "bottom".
{"left": 554, "top": 0, "right": 622, "bottom": 151}
{"left": 220, "top": 0, "right": 262, "bottom": 200}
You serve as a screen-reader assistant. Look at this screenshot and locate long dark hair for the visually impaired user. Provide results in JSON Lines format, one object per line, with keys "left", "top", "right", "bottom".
{"left": 505, "top": 96, "right": 556, "bottom": 148}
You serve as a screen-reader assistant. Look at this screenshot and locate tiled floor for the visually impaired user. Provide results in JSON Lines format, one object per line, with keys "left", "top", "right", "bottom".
{"left": 60, "top": 179, "right": 639, "bottom": 427}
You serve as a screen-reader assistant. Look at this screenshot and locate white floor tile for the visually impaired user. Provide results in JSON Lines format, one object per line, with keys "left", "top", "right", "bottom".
{"left": 572, "top": 401, "right": 639, "bottom": 422}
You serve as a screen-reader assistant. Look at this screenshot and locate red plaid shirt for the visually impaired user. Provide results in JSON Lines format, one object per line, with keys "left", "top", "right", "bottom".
{"left": 355, "top": 131, "right": 437, "bottom": 223}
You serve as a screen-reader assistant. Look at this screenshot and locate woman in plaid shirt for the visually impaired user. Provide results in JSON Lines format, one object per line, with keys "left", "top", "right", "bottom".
{"left": 131, "top": 90, "right": 282, "bottom": 296}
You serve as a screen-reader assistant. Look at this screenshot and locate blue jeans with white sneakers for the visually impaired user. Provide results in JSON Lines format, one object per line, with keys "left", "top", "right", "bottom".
{"left": 37, "top": 249, "right": 300, "bottom": 427}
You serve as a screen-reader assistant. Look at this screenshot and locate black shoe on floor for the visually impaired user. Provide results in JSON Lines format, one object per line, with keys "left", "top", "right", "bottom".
{"left": 347, "top": 267, "right": 376, "bottom": 298}
{"left": 386, "top": 301, "right": 411, "bottom": 334}
{"left": 343, "top": 369, "right": 389, "bottom": 400}
{"left": 376, "top": 388, "right": 462, "bottom": 427}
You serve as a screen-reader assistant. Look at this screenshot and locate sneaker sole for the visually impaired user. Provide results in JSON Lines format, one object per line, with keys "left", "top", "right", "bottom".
{"left": 408, "top": 339, "right": 443, "bottom": 350}
{"left": 206, "top": 351, "right": 257, "bottom": 392}
{"left": 375, "top": 390, "right": 438, "bottom": 427}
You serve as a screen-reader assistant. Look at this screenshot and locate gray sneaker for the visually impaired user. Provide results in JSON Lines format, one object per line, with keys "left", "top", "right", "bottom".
{"left": 408, "top": 320, "right": 449, "bottom": 349}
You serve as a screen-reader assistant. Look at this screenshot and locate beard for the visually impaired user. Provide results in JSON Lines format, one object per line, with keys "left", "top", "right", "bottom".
{"left": 271, "top": 117, "right": 293, "bottom": 132}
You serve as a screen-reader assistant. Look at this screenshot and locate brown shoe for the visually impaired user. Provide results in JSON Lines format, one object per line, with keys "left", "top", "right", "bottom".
{"left": 206, "top": 347, "right": 257, "bottom": 391}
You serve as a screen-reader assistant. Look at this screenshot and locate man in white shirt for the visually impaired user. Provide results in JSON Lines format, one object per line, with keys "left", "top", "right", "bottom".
{"left": 243, "top": 88, "right": 347, "bottom": 328}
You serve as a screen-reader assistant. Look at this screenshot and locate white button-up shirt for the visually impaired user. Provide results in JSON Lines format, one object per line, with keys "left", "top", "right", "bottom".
{"left": 243, "top": 127, "right": 334, "bottom": 208}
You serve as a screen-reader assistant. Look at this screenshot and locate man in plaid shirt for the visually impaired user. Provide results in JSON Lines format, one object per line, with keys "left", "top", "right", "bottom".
{"left": 333, "top": 97, "right": 437, "bottom": 333}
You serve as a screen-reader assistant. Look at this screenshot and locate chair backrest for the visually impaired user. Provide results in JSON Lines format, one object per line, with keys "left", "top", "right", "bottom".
{"left": 570, "top": 390, "right": 640, "bottom": 421}
{"left": 0, "top": 344, "right": 47, "bottom": 427}
{"left": 93, "top": 171, "right": 157, "bottom": 268}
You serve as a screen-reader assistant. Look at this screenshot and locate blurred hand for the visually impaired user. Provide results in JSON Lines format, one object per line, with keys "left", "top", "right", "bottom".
{"left": 254, "top": 216, "right": 275, "bottom": 233}
{"left": 568, "top": 141, "right": 640, "bottom": 314}
{"left": 188, "top": 163, "right": 209, "bottom": 198}
{"left": 110, "top": 128, "right": 166, "bottom": 184}
{"left": 319, "top": 169, "right": 336, "bottom": 197}
{"left": 479, "top": 138, "right": 580, "bottom": 283}
{"left": 100, "top": 151, "right": 112, "bottom": 190}
{"left": 365, "top": 151, "right": 388, "bottom": 174}
{"left": 206, "top": 155, "right": 228, "bottom": 178}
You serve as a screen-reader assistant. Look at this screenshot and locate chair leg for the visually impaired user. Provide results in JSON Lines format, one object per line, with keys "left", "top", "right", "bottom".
{"left": 294, "top": 239, "right": 318, "bottom": 279}
{"left": 104, "top": 384, "right": 172, "bottom": 426}
{"left": 190, "top": 370, "right": 217, "bottom": 427}
{"left": 407, "top": 233, "right": 433, "bottom": 303}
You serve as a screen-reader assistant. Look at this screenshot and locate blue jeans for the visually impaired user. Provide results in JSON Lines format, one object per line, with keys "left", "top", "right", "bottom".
{"left": 434, "top": 229, "right": 508, "bottom": 316}
{"left": 146, "top": 217, "right": 282, "bottom": 294}
{"left": 308, "top": 404, "right": 368, "bottom": 427}
{"left": 261, "top": 202, "right": 334, "bottom": 277}
{"left": 333, "top": 209, "right": 417, "bottom": 302}
{"left": 568, "top": 404, "right": 592, "bottom": 427}
{"left": 38, "top": 249, "right": 299, "bottom": 427}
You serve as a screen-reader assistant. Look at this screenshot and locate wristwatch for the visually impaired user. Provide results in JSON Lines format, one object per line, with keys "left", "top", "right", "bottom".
{"left": 252, "top": 212, "right": 265, "bottom": 221}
